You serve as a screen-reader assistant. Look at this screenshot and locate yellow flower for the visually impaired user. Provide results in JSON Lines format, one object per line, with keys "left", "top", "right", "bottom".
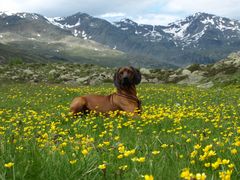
{"left": 103, "top": 141, "right": 110, "bottom": 146}
{"left": 196, "top": 173, "right": 207, "bottom": 180}
{"left": 234, "top": 141, "right": 240, "bottom": 146}
{"left": 228, "top": 163, "right": 235, "bottom": 169}
{"left": 60, "top": 142, "right": 67, "bottom": 147}
{"left": 119, "top": 165, "right": 128, "bottom": 171}
{"left": 190, "top": 160, "right": 195, "bottom": 164}
{"left": 180, "top": 168, "right": 193, "bottom": 180}
{"left": 199, "top": 154, "right": 207, "bottom": 161}
{"left": 81, "top": 149, "right": 89, "bottom": 156}
{"left": 97, "top": 143, "right": 104, "bottom": 148}
{"left": 130, "top": 149, "right": 136, "bottom": 154}
{"left": 230, "top": 148, "right": 237, "bottom": 154}
{"left": 190, "top": 150, "right": 198, "bottom": 158}
{"left": 124, "top": 149, "right": 135, "bottom": 157}
{"left": 144, "top": 174, "right": 154, "bottom": 180}
{"left": 212, "top": 159, "right": 221, "bottom": 170}
{"left": 152, "top": 150, "right": 160, "bottom": 155}
{"left": 204, "top": 163, "right": 211, "bottom": 167}
{"left": 179, "top": 155, "right": 184, "bottom": 159}
{"left": 161, "top": 144, "right": 168, "bottom": 148}
{"left": 222, "top": 159, "right": 230, "bottom": 165}
{"left": 4, "top": 162, "right": 14, "bottom": 168}
{"left": 60, "top": 150, "right": 65, "bottom": 155}
{"left": 203, "top": 144, "right": 212, "bottom": 152}
{"left": 118, "top": 146, "right": 125, "bottom": 153}
{"left": 114, "top": 136, "right": 120, "bottom": 140}
{"left": 132, "top": 157, "right": 145, "bottom": 163}
{"left": 117, "top": 154, "right": 123, "bottom": 159}
{"left": 69, "top": 159, "right": 77, "bottom": 164}
{"left": 138, "top": 157, "right": 145, "bottom": 163}
{"left": 194, "top": 144, "right": 201, "bottom": 149}
{"left": 207, "top": 150, "right": 216, "bottom": 157}
{"left": 98, "top": 164, "right": 106, "bottom": 170}
{"left": 219, "top": 170, "right": 232, "bottom": 180}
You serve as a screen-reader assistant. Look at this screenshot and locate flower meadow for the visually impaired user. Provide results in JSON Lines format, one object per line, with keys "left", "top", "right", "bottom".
{"left": 0, "top": 83, "right": 239, "bottom": 180}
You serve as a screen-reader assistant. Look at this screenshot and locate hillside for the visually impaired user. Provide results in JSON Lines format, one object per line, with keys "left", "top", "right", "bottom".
{"left": 50, "top": 12, "right": 240, "bottom": 66}
{"left": 0, "top": 51, "right": 239, "bottom": 87}
{"left": 0, "top": 12, "right": 174, "bottom": 68}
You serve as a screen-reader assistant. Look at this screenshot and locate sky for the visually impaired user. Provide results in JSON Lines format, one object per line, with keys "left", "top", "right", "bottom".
{"left": 0, "top": 0, "right": 240, "bottom": 25}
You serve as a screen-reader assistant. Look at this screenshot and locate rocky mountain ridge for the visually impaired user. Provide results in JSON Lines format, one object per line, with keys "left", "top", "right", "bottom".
{"left": 49, "top": 12, "right": 240, "bottom": 65}
{"left": 0, "top": 11, "right": 240, "bottom": 67}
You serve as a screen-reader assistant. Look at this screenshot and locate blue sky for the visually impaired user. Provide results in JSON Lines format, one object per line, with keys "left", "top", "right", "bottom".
{"left": 0, "top": 0, "right": 239, "bottom": 25}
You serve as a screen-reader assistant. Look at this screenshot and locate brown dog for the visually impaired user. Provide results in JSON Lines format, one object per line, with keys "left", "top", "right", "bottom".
{"left": 70, "top": 66, "right": 141, "bottom": 115}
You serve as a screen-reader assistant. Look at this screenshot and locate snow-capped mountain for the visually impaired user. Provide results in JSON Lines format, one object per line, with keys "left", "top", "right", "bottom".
{"left": 0, "top": 11, "right": 240, "bottom": 67}
{"left": 0, "top": 12, "right": 144, "bottom": 68}
{"left": 162, "top": 12, "right": 240, "bottom": 47}
{"left": 112, "top": 12, "right": 240, "bottom": 48}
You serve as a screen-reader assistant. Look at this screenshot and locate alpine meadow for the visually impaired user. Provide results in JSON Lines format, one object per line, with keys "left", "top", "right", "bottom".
{"left": 0, "top": 83, "right": 239, "bottom": 179}
{"left": 1, "top": 1, "right": 240, "bottom": 179}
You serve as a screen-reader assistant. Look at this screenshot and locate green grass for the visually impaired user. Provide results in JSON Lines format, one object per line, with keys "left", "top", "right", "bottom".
{"left": 0, "top": 83, "right": 239, "bottom": 179}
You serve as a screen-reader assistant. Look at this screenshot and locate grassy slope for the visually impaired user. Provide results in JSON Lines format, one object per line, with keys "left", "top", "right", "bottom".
{"left": 0, "top": 83, "right": 239, "bottom": 179}
{"left": 0, "top": 32, "right": 177, "bottom": 68}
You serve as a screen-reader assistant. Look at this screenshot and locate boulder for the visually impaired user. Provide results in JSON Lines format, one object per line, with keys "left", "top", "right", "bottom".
{"left": 168, "top": 74, "right": 187, "bottom": 83}
{"left": 56, "top": 66, "right": 66, "bottom": 70}
{"left": 76, "top": 76, "right": 89, "bottom": 83}
{"left": 59, "top": 74, "right": 71, "bottom": 81}
{"left": 148, "top": 78, "right": 159, "bottom": 83}
{"left": 141, "top": 76, "right": 148, "bottom": 83}
{"left": 233, "top": 58, "right": 240, "bottom": 67}
{"left": 11, "top": 76, "right": 20, "bottom": 80}
{"left": 0, "top": 56, "right": 6, "bottom": 64}
{"left": 49, "top": 69, "right": 57, "bottom": 75}
{"left": 140, "top": 68, "right": 151, "bottom": 75}
{"left": 182, "top": 69, "right": 191, "bottom": 76}
{"left": 197, "top": 81, "right": 214, "bottom": 88}
{"left": 23, "top": 69, "right": 34, "bottom": 75}
{"left": 178, "top": 71, "right": 205, "bottom": 85}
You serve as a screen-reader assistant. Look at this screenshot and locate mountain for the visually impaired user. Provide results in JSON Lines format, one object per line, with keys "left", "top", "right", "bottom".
{"left": 0, "top": 12, "right": 174, "bottom": 68}
{"left": 0, "top": 11, "right": 240, "bottom": 67}
{"left": 47, "top": 12, "right": 240, "bottom": 66}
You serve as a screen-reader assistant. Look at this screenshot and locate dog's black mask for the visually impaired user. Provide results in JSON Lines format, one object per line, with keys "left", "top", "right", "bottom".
{"left": 114, "top": 66, "right": 141, "bottom": 88}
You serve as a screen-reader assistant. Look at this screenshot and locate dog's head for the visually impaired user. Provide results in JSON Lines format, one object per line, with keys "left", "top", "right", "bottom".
{"left": 113, "top": 66, "right": 141, "bottom": 88}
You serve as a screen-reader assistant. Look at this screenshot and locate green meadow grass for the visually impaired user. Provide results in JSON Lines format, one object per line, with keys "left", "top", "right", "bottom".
{"left": 0, "top": 83, "right": 239, "bottom": 180}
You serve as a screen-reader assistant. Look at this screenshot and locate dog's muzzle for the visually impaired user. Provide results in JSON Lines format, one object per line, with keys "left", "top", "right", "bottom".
{"left": 122, "top": 77, "right": 131, "bottom": 86}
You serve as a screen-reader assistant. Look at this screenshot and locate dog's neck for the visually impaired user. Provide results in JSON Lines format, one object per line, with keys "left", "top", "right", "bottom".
{"left": 117, "top": 85, "right": 137, "bottom": 97}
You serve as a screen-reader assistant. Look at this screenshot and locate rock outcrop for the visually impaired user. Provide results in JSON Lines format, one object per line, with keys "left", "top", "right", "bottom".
{"left": 0, "top": 51, "right": 239, "bottom": 87}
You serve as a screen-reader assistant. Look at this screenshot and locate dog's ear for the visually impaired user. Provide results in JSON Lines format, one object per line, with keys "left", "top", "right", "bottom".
{"left": 113, "top": 68, "right": 121, "bottom": 88}
{"left": 130, "top": 66, "right": 141, "bottom": 85}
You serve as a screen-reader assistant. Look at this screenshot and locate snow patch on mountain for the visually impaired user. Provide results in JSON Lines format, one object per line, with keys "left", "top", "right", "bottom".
{"left": 121, "top": 27, "right": 129, "bottom": 31}
{"left": 0, "top": 11, "right": 15, "bottom": 17}
{"left": 201, "top": 17, "right": 214, "bottom": 25}
{"left": 47, "top": 17, "right": 81, "bottom": 29}
{"left": 0, "top": 12, "right": 40, "bottom": 20}
{"left": 47, "top": 17, "right": 66, "bottom": 29}
{"left": 164, "top": 22, "right": 190, "bottom": 39}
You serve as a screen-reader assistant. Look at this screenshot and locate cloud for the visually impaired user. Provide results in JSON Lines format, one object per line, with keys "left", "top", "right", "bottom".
{"left": 100, "top": 12, "right": 126, "bottom": 18}
{"left": 133, "top": 14, "right": 180, "bottom": 25}
{"left": 0, "top": 0, "right": 159, "bottom": 17}
{"left": 164, "top": 0, "right": 240, "bottom": 19}
{"left": 0, "top": 0, "right": 239, "bottom": 25}
{"left": 99, "top": 12, "right": 127, "bottom": 23}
